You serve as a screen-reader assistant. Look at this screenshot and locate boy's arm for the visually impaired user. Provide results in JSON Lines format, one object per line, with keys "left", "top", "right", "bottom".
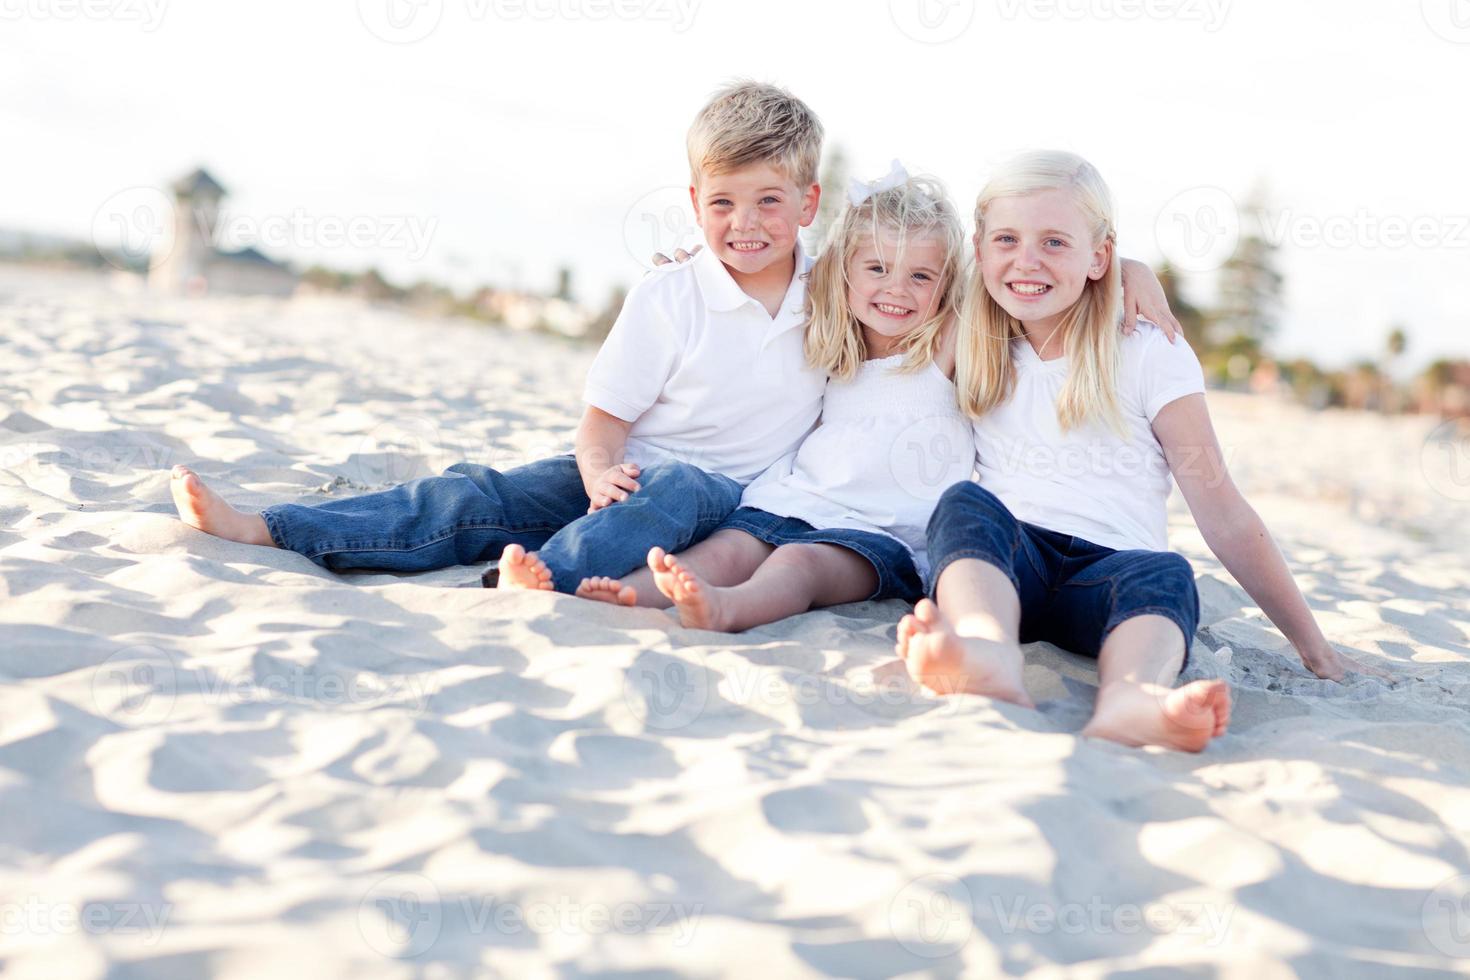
{"left": 575, "top": 406, "right": 640, "bottom": 513}
{"left": 1119, "top": 258, "right": 1181, "bottom": 341}
{"left": 1152, "top": 394, "right": 1391, "bottom": 682}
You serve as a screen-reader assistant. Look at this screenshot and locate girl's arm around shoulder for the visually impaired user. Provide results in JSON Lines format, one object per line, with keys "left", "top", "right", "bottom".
{"left": 1119, "top": 258, "right": 1180, "bottom": 342}
{"left": 1151, "top": 393, "right": 1392, "bottom": 683}
{"left": 936, "top": 313, "right": 959, "bottom": 381}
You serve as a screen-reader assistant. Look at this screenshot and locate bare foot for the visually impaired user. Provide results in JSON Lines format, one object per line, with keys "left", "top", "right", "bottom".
{"left": 170, "top": 465, "right": 275, "bottom": 547}
{"left": 496, "top": 544, "right": 554, "bottom": 591}
{"left": 575, "top": 576, "right": 637, "bottom": 606}
{"left": 648, "top": 547, "right": 730, "bottom": 631}
{"left": 1082, "top": 679, "right": 1231, "bottom": 753}
{"left": 895, "top": 599, "right": 1035, "bottom": 707}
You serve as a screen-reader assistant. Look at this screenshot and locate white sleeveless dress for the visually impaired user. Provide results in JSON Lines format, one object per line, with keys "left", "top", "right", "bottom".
{"left": 738, "top": 353, "right": 974, "bottom": 578}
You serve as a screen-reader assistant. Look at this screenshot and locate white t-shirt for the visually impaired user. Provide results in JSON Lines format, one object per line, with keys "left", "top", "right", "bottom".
{"left": 971, "top": 322, "right": 1205, "bottom": 552}
{"left": 582, "top": 244, "right": 825, "bottom": 485}
{"left": 740, "top": 353, "right": 972, "bottom": 579}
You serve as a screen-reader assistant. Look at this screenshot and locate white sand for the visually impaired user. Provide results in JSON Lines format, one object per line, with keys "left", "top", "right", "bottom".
{"left": 2, "top": 265, "right": 1468, "bottom": 978}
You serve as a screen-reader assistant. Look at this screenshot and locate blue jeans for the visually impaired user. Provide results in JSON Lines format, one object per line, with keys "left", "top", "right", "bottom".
{"left": 262, "top": 455, "right": 744, "bottom": 593}
{"left": 926, "top": 482, "right": 1199, "bottom": 670}
{"left": 718, "top": 507, "right": 925, "bottom": 602}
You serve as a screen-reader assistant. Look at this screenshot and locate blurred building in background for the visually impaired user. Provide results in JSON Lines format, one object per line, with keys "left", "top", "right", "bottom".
{"left": 149, "top": 168, "right": 297, "bottom": 297}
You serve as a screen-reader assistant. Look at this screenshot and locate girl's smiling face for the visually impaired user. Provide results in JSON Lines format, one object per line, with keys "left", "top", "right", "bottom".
{"left": 846, "top": 229, "right": 946, "bottom": 355}
{"left": 977, "top": 187, "right": 1112, "bottom": 331}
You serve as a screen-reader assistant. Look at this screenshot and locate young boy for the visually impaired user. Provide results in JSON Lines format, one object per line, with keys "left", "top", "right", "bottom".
{"left": 169, "top": 81, "right": 829, "bottom": 593}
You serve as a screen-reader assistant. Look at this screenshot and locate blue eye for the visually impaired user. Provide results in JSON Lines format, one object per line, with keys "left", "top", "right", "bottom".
{"left": 913, "top": 272, "right": 932, "bottom": 281}
{"left": 996, "top": 234, "right": 1016, "bottom": 244}
{"left": 761, "top": 196, "right": 780, "bottom": 205}
{"left": 711, "top": 198, "right": 733, "bottom": 207}
{"left": 1046, "top": 238, "right": 1066, "bottom": 248}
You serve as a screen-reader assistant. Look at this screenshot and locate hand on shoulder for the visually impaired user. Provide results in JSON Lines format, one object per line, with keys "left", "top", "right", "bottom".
{"left": 652, "top": 244, "right": 703, "bottom": 266}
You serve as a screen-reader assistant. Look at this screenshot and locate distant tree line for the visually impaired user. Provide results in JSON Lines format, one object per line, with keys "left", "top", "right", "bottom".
{"left": 1155, "top": 187, "right": 1468, "bottom": 419}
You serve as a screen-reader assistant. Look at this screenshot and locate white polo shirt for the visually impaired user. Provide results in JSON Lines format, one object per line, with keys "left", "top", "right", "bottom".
{"left": 972, "top": 322, "right": 1206, "bottom": 553}
{"left": 583, "top": 244, "right": 824, "bottom": 485}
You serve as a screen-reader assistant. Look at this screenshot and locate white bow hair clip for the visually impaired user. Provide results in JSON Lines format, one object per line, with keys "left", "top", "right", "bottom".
{"left": 846, "top": 159, "right": 910, "bottom": 207}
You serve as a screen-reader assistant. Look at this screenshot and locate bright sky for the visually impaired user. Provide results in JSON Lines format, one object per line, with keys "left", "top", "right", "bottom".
{"left": 3, "top": 0, "right": 1466, "bottom": 370}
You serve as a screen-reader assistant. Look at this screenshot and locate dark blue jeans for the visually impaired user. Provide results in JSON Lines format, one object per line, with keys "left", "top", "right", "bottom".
{"left": 718, "top": 507, "right": 925, "bottom": 602}
{"left": 926, "top": 482, "right": 1199, "bottom": 668}
{"left": 262, "top": 455, "right": 744, "bottom": 593}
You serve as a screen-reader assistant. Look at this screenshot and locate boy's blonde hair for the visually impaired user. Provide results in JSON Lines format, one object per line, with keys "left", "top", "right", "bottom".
{"left": 957, "top": 150, "right": 1124, "bottom": 432}
{"left": 804, "top": 175, "right": 966, "bottom": 382}
{"left": 686, "top": 81, "right": 823, "bottom": 188}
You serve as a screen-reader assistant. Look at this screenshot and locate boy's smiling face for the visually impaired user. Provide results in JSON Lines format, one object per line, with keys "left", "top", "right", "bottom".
{"left": 690, "top": 162, "right": 819, "bottom": 280}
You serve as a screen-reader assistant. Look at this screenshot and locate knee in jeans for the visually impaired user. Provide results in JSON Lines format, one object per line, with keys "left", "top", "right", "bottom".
{"left": 930, "top": 481, "right": 1010, "bottom": 532}
{"left": 639, "top": 461, "right": 736, "bottom": 512}
{"left": 1141, "top": 553, "right": 1197, "bottom": 600}
{"left": 636, "top": 461, "right": 700, "bottom": 492}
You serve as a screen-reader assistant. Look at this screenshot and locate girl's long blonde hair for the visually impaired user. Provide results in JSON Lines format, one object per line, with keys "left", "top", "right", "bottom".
{"left": 957, "top": 151, "right": 1123, "bottom": 432}
{"left": 804, "top": 174, "right": 965, "bottom": 381}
